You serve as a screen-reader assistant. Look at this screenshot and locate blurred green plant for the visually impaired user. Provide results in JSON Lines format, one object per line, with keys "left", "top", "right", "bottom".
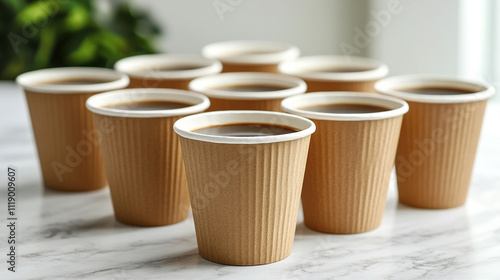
{"left": 0, "top": 0, "right": 161, "bottom": 80}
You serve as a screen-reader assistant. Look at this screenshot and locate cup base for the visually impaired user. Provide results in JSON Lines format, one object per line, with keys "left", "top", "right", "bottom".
{"left": 398, "top": 199, "right": 466, "bottom": 210}
{"left": 114, "top": 213, "right": 189, "bottom": 227}
{"left": 303, "top": 219, "right": 383, "bottom": 234}
{"left": 199, "top": 248, "right": 292, "bottom": 266}
{"left": 43, "top": 182, "right": 107, "bottom": 192}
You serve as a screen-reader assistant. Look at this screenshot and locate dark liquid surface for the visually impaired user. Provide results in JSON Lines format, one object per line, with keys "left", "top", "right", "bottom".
{"left": 312, "top": 67, "right": 370, "bottom": 73}
{"left": 225, "top": 50, "right": 280, "bottom": 56}
{"left": 398, "top": 86, "right": 475, "bottom": 95}
{"left": 193, "top": 123, "right": 298, "bottom": 137}
{"left": 40, "top": 78, "right": 112, "bottom": 85}
{"left": 210, "top": 84, "right": 290, "bottom": 92}
{"left": 300, "top": 103, "right": 389, "bottom": 114}
{"left": 105, "top": 100, "right": 190, "bottom": 110}
{"left": 154, "top": 65, "right": 203, "bottom": 71}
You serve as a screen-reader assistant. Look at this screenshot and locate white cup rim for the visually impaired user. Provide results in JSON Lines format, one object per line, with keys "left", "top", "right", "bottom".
{"left": 86, "top": 88, "right": 210, "bottom": 118}
{"left": 189, "top": 72, "right": 307, "bottom": 100}
{"left": 114, "top": 54, "right": 222, "bottom": 79}
{"left": 202, "top": 40, "right": 300, "bottom": 64}
{"left": 281, "top": 92, "right": 409, "bottom": 121}
{"left": 16, "top": 67, "right": 129, "bottom": 93}
{"left": 375, "top": 75, "right": 495, "bottom": 104}
{"left": 278, "top": 55, "right": 388, "bottom": 82}
{"left": 174, "top": 110, "right": 316, "bottom": 144}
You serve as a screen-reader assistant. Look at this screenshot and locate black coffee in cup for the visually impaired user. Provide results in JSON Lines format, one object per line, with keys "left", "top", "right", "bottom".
{"left": 210, "top": 84, "right": 290, "bottom": 92}
{"left": 193, "top": 123, "right": 297, "bottom": 137}
{"left": 398, "top": 86, "right": 475, "bottom": 95}
{"left": 40, "top": 78, "right": 112, "bottom": 85}
{"left": 105, "top": 100, "right": 191, "bottom": 110}
{"left": 300, "top": 103, "right": 389, "bottom": 113}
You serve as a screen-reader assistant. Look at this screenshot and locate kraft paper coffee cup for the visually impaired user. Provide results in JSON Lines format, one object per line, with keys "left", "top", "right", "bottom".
{"left": 282, "top": 92, "right": 408, "bottom": 233}
{"left": 174, "top": 111, "right": 315, "bottom": 265}
{"left": 114, "top": 54, "right": 222, "bottom": 90}
{"left": 189, "top": 72, "right": 306, "bottom": 111}
{"left": 375, "top": 75, "right": 495, "bottom": 209}
{"left": 279, "top": 55, "right": 388, "bottom": 92}
{"left": 86, "top": 88, "right": 210, "bottom": 226}
{"left": 16, "top": 67, "right": 129, "bottom": 191}
{"left": 202, "top": 40, "right": 300, "bottom": 73}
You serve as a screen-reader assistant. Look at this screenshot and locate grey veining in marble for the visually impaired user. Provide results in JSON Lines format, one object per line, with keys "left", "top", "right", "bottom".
{"left": 0, "top": 82, "right": 499, "bottom": 279}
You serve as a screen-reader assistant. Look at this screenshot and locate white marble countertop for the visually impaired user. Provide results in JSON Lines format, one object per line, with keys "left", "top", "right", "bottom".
{"left": 0, "top": 81, "right": 499, "bottom": 280}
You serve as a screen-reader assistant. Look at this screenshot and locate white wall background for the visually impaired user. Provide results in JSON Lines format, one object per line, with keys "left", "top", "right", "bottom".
{"left": 369, "top": 0, "right": 460, "bottom": 76}
{"left": 132, "top": 0, "right": 369, "bottom": 56}
{"left": 133, "top": 0, "right": 498, "bottom": 96}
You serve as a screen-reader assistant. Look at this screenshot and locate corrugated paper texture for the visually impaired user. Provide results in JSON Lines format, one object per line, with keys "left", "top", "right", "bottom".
{"left": 221, "top": 62, "right": 279, "bottom": 73}
{"left": 92, "top": 114, "right": 190, "bottom": 226}
{"left": 180, "top": 136, "right": 311, "bottom": 265}
{"left": 304, "top": 79, "right": 377, "bottom": 93}
{"left": 302, "top": 117, "right": 403, "bottom": 234}
{"left": 208, "top": 97, "right": 284, "bottom": 112}
{"left": 127, "top": 76, "right": 192, "bottom": 90}
{"left": 396, "top": 100, "right": 488, "bottom": 209}
{"left": 25, "top": 90, "right": 106, "bottom": 191}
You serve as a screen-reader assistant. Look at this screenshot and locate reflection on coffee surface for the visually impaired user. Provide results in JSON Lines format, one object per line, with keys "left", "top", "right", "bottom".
{"left": 105, "top": 100, "right": 191, "bottom": 111}
{"left": 300, "top": 103, "right": 389, "bottom": 114}
{"left": 310, "top": 67, "right": 370, "bottom": 73}
{"left": 225, "top": 50, "right": 280, "bottom": 56}
{"left": 210, "top": 84, "right": 290, "bottom": 92}
{"left": 153, "top": 65, "right": 203, "bottom": 71}
{"left": 398, "top": 86, "right": 475, "bottom": 95}
{"left": 40, "top": 78, "right": 112, "bottom": 85}
{"left": 193, "top": 123, "right": 297, "bottom": 137}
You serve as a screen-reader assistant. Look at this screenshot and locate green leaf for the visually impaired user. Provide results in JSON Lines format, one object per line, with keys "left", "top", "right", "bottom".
{"left": 3, "top": 0, "right": 25, "bottom": 12}
{"left": 67, "top": 36, "right": 97, "bottom": 64}
{"left": 97, "top": 30, "right": 128, "bottom": 54}
{"left": 64, "top": 4, "right": 89, "bottom": 31}
{"left": 2, "top": 0, "right": 161, "bottom": 79}
{"left": 16, "top": 1, "right": 64, "bottom": 26}
{"left": 33, "top": 24, "right": 56, "bottom": 68}
{"left": 2, "top": 58, "right": 26, "bottom": 80}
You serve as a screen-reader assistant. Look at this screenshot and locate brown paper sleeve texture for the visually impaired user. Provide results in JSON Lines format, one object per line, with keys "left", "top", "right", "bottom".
{"left": 302, "top": 116, "right": 403, "bottom": 234}
{"left": 395, "top": 100, "right": 487, "bottom": 209}
{"left": 179, "top": 136, "right": 311, "bottom": 265}
{"left": 221, "top": 62, "right": 279, "bottom": 73}
{"left": 304, "top": 78, "right": 377, "bottom": 93}
{"left": 92, "top": 114, "right": 190, "bottom": 226}
{"left": 127, "top": 75, "right": 192, "bottom": 90}
{"left": 208, "top": 97, "right": 284, "bottom": 112}
{"left": 25, "top": 90, "right": 106, "bottom": 191}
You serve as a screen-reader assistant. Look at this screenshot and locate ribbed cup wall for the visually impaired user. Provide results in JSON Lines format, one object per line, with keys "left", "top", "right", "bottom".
{"left": 396, "top": 100, "right": 488, "bottom": 209}
{"left": 221, "top": 62, "right": 279, "bottom": 73}
{"left": 24, "top": 90, "right": 107, "bottom": 191}
{"left": 207, "top": 97, "right": 284, "bottom": 112}
{"left": 179, "top": 136, "right": 311, "bottom": 265}
{"left": 302, "top": 117, "right": 403, "bottom": 234}
{"left": 304, "top": 79, "right": 378, "bottom": 93}
{"left": 92, "top": 114, "right": 189, "bottom": 226}
{"left": 127, "top": 76, "right": 192, "bottom": 90}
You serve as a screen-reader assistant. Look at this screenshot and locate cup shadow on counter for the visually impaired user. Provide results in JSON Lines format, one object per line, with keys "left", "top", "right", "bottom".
{"left": 139, "top": 248, "right": 227, "bottom": 270}
{"left": 392, "top": 201, "right": 473, "bottom": 239}
{"left": 295, "top": 221, "right": 328, "bottom": 236}
{"left": 38, "top": 187, "right": 222, "bottom": 269}
{"left": 40, "top": 188, "right": 131, "bottom": 234}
